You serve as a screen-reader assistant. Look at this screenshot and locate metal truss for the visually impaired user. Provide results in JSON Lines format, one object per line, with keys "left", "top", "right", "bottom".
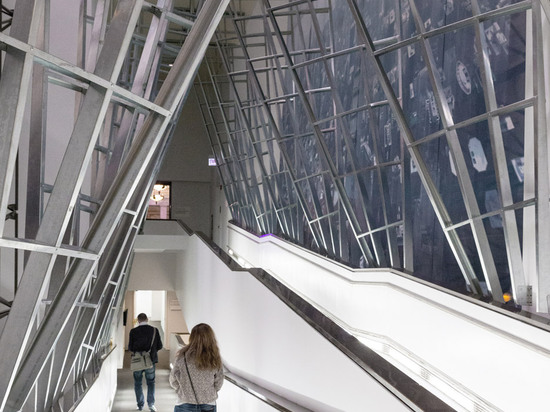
{"left": 210, "top": 33, "right": 315, "bottom": 247}
{"left": 195, "top": 30, "right": 323, "bottom": 248}
{"left": 265, "top": 0, "right": 404, "bottom": 268}
{"left": 196, "top": 54, "right": 272, "bottom": 234}
{"left": 0, "top": 0, "right": 230, "bottom": 410}
{"left": 225, "top": 6, "right": 348, "bottom": 256}
{"left": 1, "top": 3, "right": 546, "bottom": 411}
{"left": 205, "top": 0, "right": 550, "bottom": 312}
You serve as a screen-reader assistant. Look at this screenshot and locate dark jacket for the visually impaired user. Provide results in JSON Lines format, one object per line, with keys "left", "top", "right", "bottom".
{"left": 129, "top": 324, "right": 163, "bottom": 363}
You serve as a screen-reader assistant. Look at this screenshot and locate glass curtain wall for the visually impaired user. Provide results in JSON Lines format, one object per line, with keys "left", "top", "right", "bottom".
{"left": 201, "top": 0, "right": 550, "bottom": 315}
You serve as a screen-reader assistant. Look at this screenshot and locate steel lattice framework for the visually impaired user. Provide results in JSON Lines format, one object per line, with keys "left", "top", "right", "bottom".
{"left": 198, "top": 0, "right": 550, "bottom": 313}
{"left": 0, "top": 0, "right": 549, "bottom": 409}
{"left": 0, "top": 0, "right": 230, "bottom": 410}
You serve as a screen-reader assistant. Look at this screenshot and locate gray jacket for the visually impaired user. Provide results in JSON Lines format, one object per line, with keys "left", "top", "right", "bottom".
{"left": 169, "top": 353, "right": 224, "bottom": 404}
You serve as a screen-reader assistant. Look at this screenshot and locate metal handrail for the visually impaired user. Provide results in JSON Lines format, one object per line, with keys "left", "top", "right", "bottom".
{"left": 172, "top": 334, "right": 309, "bottom": 412}
{"left": 172, "top": 219, "right": 451, "bottom": 411}
{"left": 66, "top": 344, "right": 117, "bottom": 412}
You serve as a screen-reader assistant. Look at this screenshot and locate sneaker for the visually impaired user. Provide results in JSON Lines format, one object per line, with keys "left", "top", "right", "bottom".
{"left": 136, "top": 407, "right": 143, "bottom": 411}
{"left": 149, "top": 406, "right": 157, "bottom": 412}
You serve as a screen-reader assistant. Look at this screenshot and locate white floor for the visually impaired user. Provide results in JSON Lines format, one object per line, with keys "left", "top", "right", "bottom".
{"left": 112, "top": 369, "right": 179, "bottom": 412}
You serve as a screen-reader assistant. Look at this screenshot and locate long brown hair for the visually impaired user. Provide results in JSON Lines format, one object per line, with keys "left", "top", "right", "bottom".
{"left": 177, "top": 323, "right": 222, "bottom": 370}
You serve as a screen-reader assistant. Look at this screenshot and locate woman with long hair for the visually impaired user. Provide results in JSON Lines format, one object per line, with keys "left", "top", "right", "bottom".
{"left": 169, "top": 323, "right": 224, "bottom": 412}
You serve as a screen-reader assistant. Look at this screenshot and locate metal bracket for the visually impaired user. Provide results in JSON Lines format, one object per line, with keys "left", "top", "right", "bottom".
{"left": 516, "top": 285, "right": 533, "bottom": 306}
{"left": 0, "top": 296, "right": 12, "bottom": 307}
{"left": 149, "top": 4, "right": 162, "bottom": 18}
{"left": 4, "top": 203, "right": 17, "bottom": 221}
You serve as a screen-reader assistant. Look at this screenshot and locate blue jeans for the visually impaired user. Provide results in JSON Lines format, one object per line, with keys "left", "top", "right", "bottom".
{"left": 134, "top": 365, "right": 156, "bottom": 408}
{"left": 174, "top": 404, "right": 216, "bottom": 412}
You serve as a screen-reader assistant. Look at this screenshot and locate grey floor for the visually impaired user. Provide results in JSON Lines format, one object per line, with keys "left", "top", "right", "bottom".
{"left": 111, "top": 368, "right": 179, "bottom": 412}
{"left": 112, "top": 350, "right": 178, "bottom": 412}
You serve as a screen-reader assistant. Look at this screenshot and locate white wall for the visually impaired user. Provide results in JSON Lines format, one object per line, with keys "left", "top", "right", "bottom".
{"left": 134, "top": 290, "right": 153, "bottom": 319}
{"left": 150, "top": 291, "right": 165, "bottom": 323}
{"left": 157, "top": 94, "right": 216, "bottom": 235}
{"left": 212, "top": 174, "right": 230, "bottom": 249}
{"left": 171, "top": 180, "right": 212, "bottom": 235}
{"left": 124, "top": 289, "right": 186, "bottom": 351}
{"left": 133, "top": 290, "right": 165, "bottom": 323}
{"left": 217, "top": 380, "right": 285, "bottom": 412}
{"left": 127, "top": 223, "right": 189, "bottom": 348}
{"left": 115, "top": 305, "right": 126, "bottom": 368}
{"left": 175, "top": 233, "right": 410, "bottom": 412}
{"left": 74, "top": 347, "right": 118, "bottom": 412}
{"left": 164, "top": 290, "right": 188, "bottom": 350}
{"left": 127, "top": 252, "right": 178, "bottom": 291}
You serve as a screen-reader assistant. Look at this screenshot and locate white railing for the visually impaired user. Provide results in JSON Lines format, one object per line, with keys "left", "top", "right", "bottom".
{"left": 226, "top": 224, "right": 550, "bottom": 412}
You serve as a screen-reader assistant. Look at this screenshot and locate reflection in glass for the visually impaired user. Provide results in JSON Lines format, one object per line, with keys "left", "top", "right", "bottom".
{"left": 199, "top": 0, "right": 546, "bottom": 314}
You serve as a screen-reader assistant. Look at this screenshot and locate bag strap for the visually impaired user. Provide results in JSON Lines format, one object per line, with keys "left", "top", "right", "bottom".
{"left": 149, "top": 328, "right": 156, "bottom": 353}
{"left": 183, "top": 353, "right": 199, "bottom": 404}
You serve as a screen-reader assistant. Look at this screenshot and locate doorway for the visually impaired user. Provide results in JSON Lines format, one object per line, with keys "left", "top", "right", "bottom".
{"left": 133, "top": 290, "right": 166, "bottom": 339}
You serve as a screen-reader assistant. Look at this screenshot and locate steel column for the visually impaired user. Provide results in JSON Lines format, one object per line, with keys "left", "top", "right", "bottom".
{"left": 471, "top": 0, "right": 526, "bottom": 300}
{"left": 408, "top": 0, "right": 503, "bottom": 299}
{"left": 533, "top": 0, "right": 550, "bottom": 312}
{"left": 0, "top": 1, "right": 230, "bottom": 408}
{"left": 0, "top": 1, "right": 143, "bottom": 407}
{"left": 0, "top": 0, "right": 43, "bottom": 237}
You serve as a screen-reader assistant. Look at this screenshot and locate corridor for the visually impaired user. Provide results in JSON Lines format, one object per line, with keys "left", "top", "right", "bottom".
{"left": 112, "top": 369, "right": 178, "bottom": 412}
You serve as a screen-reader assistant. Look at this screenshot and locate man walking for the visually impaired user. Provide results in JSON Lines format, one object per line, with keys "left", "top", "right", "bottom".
{"left": 129, "top": 313, "right": 163, "bottom": 411}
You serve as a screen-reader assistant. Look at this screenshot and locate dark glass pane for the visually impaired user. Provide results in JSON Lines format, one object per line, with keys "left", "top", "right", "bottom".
{"left": 357, "top": 169, "right": 385, "bottom": 229}
{"left": 340, "top": 174, "right": 367, "bottom": 234}
{"left": 379, "top": 49, "right": 401, "bottom": 102}
{"left": 297, "top": 177, "right": 317, "bottom": 219}
{"left": 399, "top": 43, "right": 444, "bottom": 140}
{"left": 372, "top": 105, "right": 401, "bottom": 164}
{"left": 483, "top": 216, "right": 511, "bottom": 297}
{"left": 344, "top": 110, "right": 377, "bottom": 170}
{"left": 295, "top": 134, "right": 325, "bottom": 178}
{"left": 414, "top": 0, "right": 473, "bottom": 29}
{"left": 357, "top": 0, "right": 401, "bottom": 41}
{"left": 418, "top": 137, "right": 468, "bottom": 223}
{"left": 454, "top": 224, "right": 485, "bottom": 285}
{"left": 514, "top": 207, "right": 524, "bottom": 257}
{"left": 331, "top": 1, "right": 357, "bottom": 52}
{"left": 280, "top": 138, "right": 298, "bottom": 177}
{"left": 381, "top": 163, "right": 403, "bottom": 224}
{"left": 332, "top": 51, "right": 367, "bottom": 113}
{"left": 431, "top": 26, "right": 487, "bottom": 124}
{"left": 320, "top": 121, "right": 352, "bottom": 176}
{"left": 317, "top": 177, "right": 332, "bottom": 219}
{"left": 478, "top": 0, "right": 525, "bottom": 12}
{"left": 309, "top": 87, "right": 335, "bottom": 121}
{"left": 501, "top": 110, "right": 526, "bottom": 204}
{"left": 483, "top": 12, "right": 527, "bottom": 107}
{"left": 456, "top": 121, "right": 499, "bottom": 215}
{"left": 412, "top": 195, "right": 468, "bottom": 293}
